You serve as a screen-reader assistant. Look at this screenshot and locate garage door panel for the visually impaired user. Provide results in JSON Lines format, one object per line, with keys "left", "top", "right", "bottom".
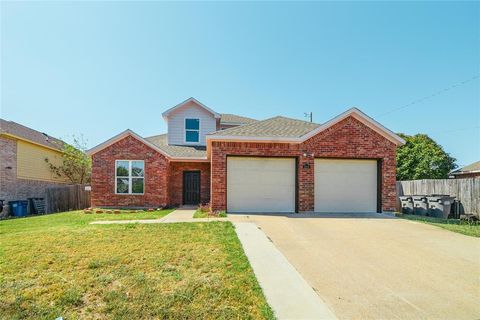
{"left": 227, "top": 157, "right": 295, "bottom": 213}
{"left": 315, "top": 159, "right": 377, "bottom": 213}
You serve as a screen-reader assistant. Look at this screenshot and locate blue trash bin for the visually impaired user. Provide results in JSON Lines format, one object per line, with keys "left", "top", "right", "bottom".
{"left": 9, "top": 200, "right": 28, "bottom": 217}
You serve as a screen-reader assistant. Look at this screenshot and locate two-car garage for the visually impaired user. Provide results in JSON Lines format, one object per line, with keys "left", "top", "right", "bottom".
{"left": 226, "top": 157, "right": 378, "bottom": 213}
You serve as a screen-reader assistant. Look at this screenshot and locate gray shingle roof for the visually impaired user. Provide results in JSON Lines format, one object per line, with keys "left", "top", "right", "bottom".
{"left": 451, "top": 161, "right": 480, "bottom": 174}
{"left": 210, "top": 116, "right": 320, "bottom": 138}
{"left": 144, "top": 115, "right": 318, "bottom": 157}
{"left": 145, "top": 134, "right": 207, "bottom": 158}
{"left": 0, "top": 118, "right": 65, "bottom": 151}
{"left": 220, "top": 114, "right": 257, "bottom": 125}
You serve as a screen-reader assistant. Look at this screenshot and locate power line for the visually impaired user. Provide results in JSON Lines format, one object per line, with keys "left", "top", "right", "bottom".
{"left": 376, "top": 75, "right": 479, "bottom": 117}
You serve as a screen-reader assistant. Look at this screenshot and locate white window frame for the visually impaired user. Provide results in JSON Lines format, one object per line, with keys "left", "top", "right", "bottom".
{"left": 184, "top": 118, "right": 201, "bottom": 144}
{"left": 115, "top": 160, "right": 145, "bottom": 195}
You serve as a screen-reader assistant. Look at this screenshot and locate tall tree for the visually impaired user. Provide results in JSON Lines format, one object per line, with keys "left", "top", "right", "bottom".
{"left": 45, "top": 135, "right": 92, "bottom": 184}
{"left": 396, "top": 133, "right": 457, "bottom": 180}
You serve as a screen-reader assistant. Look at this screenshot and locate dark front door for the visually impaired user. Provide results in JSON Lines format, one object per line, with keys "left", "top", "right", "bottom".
{"left": 183, "top": 171, "right": 201, "bottom": 205}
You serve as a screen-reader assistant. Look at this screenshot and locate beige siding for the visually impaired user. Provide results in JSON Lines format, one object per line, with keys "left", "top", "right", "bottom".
{"left": 17, "top": 140, "right": 67, "bottom": 182}
{"left": 167, "top": 101, "right": 217, "bottom": 146}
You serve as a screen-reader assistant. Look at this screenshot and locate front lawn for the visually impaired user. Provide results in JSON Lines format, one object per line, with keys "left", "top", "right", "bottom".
{"left": 401, "top": 214, "right": 480, "bottom": 237}
{"left": 0, "top": 211, "right": 274, "bottom": 319}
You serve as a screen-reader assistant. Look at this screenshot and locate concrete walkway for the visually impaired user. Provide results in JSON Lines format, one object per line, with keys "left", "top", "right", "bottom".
{"left": 90, "top": 208, "right": 227, "bottom": 224}
{"left": 235, "top": 222, "right": 336, "bottom": 320}
{"left": 90, "top": 209, "right": 337, "bottom": 319}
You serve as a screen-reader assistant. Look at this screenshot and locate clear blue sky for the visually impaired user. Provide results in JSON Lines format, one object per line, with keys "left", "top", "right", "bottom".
{"left": 1, "top": 1, "right": 479, "bottom": 166}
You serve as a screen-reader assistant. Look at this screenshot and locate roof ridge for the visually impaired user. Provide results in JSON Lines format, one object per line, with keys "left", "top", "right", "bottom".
{"left": 220, "top": 113, "right": 255, "bottom": 118}
{"left": 273, "top": 115, "right": 321, "bottom": 125}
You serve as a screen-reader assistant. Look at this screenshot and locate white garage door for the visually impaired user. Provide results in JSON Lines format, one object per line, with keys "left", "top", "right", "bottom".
{"left": 315, "top": 159, "right": 378, "bottom": 213}
{"left": 227, "top": 157, "right": 295, "bottom": 213}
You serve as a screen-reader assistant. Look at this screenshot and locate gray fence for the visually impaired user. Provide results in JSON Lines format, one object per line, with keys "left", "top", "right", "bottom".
{"left": 45, "top": 184, "right": 91, "bottom": 213}
{"left": 397, "top": 178, "right": 480, "bottom": 216}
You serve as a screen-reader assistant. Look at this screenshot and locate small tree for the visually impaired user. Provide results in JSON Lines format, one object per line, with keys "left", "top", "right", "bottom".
{"left": 45, "top": 135, "right": 91, "bottom": 184}
{"left": 396, "top": 133, "right": 457, "bottom": 180}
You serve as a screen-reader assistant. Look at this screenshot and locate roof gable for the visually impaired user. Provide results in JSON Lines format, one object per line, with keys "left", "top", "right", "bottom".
{"left": 302, "top": 108, "right": 405, "bottom": 146}
{"left": 86, "top": 130, "right": 170, "bottom": 157}
{"left": 87, "top": 131, "right": 208, "bottom": 161}
{"left": 162, "top": 97, "right": 220, "bottom": 119}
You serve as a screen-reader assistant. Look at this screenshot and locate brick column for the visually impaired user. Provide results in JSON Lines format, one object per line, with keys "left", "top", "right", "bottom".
{"left": 298, "top": 155, "right": 314, "bottom": 212}
{"left": 382, "top": 154, "right": 397, "bottom": 212}
{"left": 210, "top": 147, "right": 226, "bottom": 211}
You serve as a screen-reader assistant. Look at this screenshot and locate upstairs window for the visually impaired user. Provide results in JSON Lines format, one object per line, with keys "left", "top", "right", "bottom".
{"left": 115, "top": 160, "right": 144, "bottom": 194}
{"left": 185, "top": 118, "right": 200, "bottom": 143}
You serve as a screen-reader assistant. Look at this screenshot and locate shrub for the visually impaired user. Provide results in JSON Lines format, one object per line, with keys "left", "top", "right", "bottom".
{"left": 199, "top": 203, "right": 211, "bottom": 213}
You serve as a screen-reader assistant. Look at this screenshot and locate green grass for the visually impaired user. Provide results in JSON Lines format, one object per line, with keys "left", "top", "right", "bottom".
{"left": 193, "top": 209, "right": 227, "bottom": 219}
{"left": 400, "top": 214, "right": 480, "bottom": 237}
{"left": 193, "top": 209, "right": 209, "bottom": 218}
{"left": 0, "top": 211, "right": 274, "bottom": 319}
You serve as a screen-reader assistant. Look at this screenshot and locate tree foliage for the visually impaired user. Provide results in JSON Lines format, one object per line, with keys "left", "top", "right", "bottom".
{"left": 45, "top": 135, "right": 92, "bottom": 184}
{"left": 396, "top": 133, "right": 457, "bottom": 180}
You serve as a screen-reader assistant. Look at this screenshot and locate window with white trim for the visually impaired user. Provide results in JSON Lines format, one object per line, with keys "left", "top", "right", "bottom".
{"left": 185, "top": 118, "right": 200, "bottom": 143}
{"left": 115, "top": 160, "right": 144, "bottom": 194}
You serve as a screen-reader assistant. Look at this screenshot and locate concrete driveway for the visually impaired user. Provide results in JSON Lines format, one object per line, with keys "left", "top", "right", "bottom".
{"left": 230, "top": 213, "right": 480, "bottom": 320}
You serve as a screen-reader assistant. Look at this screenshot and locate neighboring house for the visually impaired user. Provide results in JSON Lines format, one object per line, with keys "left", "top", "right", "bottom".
{"left": 0, "top": 119, "right": 68, "bottom": 217}
{"left": 87, "top": 97, "right": 405, "bottom": 213}
{"left": 450, "top": 161, "right": 480, "bottom": 179}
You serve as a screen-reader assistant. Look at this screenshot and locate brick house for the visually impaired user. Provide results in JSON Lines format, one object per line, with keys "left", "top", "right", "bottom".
{"left": 87, "top": 98, "right": 405, "bottom": 213}
{"left": 0, "top": 119, "right": 68, "bottom": 217}
{"left": 450, "top": 161, "right": 480, "bottom": 179}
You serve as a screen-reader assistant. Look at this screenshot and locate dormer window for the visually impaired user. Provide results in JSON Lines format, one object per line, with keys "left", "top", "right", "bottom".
{"left": 185, "top": 118, "right": 200, "bottom": 143}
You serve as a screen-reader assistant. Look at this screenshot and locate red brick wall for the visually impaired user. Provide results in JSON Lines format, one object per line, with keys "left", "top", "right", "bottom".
{"left": 168, "top": 161, "right": 211, "bottom": 206}
{"left": 211, "top": 116, "right": 398, "bottom": 212}
{"left": 91, "top": 135, "right": 169, "bottom": 208}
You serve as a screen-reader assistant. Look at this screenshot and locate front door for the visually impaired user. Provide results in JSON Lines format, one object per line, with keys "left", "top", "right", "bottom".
{"left": 183, "top": 171, "right": 201, "bottom": 205}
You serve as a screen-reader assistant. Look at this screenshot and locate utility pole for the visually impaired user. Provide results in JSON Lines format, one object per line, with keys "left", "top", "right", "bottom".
{"left": 304, "top": 112, "right": 313, "bottom": 122}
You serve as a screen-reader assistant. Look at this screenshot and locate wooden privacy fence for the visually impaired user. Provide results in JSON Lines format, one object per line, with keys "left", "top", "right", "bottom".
{"left": 45, "top": 184, "right": 91, "bottom": 213}
{"left": 397, "top": 178, "right": 480, "bottom": 216}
